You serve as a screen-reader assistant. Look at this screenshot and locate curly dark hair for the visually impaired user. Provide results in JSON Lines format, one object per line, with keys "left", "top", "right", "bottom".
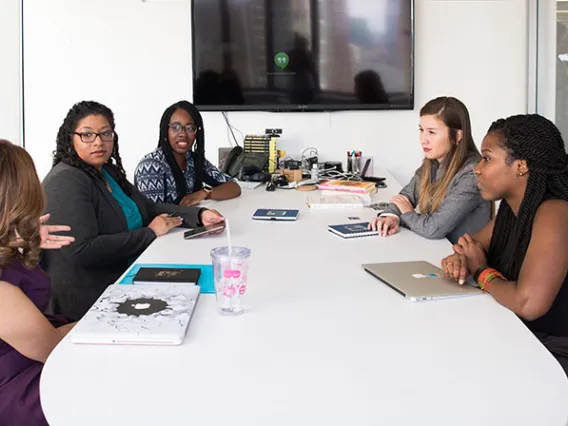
{"left": 53, "top": 101, "right": 130, "bottom": 194}
{"left": 0, "top": 140, "right": 44, "bottom": 272}
{"left": 157, "top": 100, "right": 205, "bottom": 202}
{"left": 487, "top": 114, "right": 568, "bottom": 280}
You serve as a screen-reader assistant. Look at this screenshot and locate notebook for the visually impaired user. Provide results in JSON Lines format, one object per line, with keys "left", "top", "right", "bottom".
{"left": 70, "top": 284, "right": 200, "bottom": 345}
{"left": 119, "top": 263, "right": 215, "bottom": 294}
{"left": 362, "top": 261, "right": 482, "bottom": 301}
{"left": 252, "top": 209, "right": 299, "bottom": 221}
{"left": 328, "top": 222, "right": 378, "bottom": 238}
{"left": 133, "top": 267, "right": 201, "bottom": 285}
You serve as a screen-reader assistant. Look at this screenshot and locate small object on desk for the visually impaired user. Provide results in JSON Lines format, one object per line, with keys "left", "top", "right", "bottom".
{"left": 252, "top": 209, "right": 299, "bottom": 221}
{"left": 281, "top": 168, "right": 303, "bottom": 182}
{"left": 324, "top": 161, "right": 343, "bottom": 173}
{"left": 306, "top": 194, "right": 364, "bottom": 209}
{"left": 133, "top": 267, "right": 201, "bottom": 285}
{"left": 296, "top": 184, "right": 318, "bottom": 191}
{"left": 236, "top": 180, "right": 263, "bottom": 190}
{"left": 318, "top": 179, "right": 377, "bottom": 195}
{"left": 369, "top": 202, "right": 390, "bottom": 211}
{"left": 183, "top": 223, "right": 226, "bottom": 239}
{"left": 120, "top": 263, "right": 215, "bottom": 293}
{"left": 362, "top": 176, "right": 386, "bottom": 184}
{"left": 328, "top": 222, "right": 378, "bottom": 239}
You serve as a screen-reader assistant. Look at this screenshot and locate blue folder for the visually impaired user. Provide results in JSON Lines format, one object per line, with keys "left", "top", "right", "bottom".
{"left": 118, "top": 263, "right": 215, "bottom": 294}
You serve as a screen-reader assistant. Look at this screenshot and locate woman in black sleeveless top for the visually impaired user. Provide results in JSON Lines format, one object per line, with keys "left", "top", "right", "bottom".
{"left": 441, "top": 114, "right": 568, "bottom": 377}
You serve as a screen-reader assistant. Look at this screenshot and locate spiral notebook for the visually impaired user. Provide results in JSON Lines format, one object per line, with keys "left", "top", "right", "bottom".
{"left": 328, "top": 222, "right": 378, "bottom": 239}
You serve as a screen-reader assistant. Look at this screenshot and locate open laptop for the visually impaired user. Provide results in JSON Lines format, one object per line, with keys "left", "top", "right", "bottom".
{"left": 70, "top": 284, "right": 200, "bottom": 345}
{"left": 362, "top": 261, "right": 482, "bottom": 301}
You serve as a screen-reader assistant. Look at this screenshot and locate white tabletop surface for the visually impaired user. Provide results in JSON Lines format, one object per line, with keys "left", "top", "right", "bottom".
{"left": 40, "top": 172, "right": 568, "bottom": 426}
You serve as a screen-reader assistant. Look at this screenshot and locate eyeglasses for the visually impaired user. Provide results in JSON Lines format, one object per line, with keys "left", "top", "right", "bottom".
{"left": 72, "top": 131, "right": 115, "bottom": 143}
{"left": 169, "top": 123, "right": 198, "bottom": 135}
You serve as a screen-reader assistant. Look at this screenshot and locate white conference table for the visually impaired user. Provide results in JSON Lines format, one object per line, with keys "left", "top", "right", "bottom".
{"left": 41, "top": 172, "right": 568, "bottom": 426}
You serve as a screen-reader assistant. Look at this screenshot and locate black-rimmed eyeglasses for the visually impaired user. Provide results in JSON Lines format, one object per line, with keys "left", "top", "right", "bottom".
{"left": 72, "top": 131, "right": 115, "bottom": 144}
{"left": 169, "top": 123, "right": 198, "bottom": 135}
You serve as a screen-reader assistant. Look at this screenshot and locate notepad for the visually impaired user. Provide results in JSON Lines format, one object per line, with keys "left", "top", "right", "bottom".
{"left": 328, "top": 222, "right": 378, "bottom": 239}
{"left": 133, "top": 267, "right": 201, "bottom": 285}
{"left": 252, "top": 209, "right": 299, "bottom": 221}
{"left": 119, "top": 263, "right": 215, "bottom": 294}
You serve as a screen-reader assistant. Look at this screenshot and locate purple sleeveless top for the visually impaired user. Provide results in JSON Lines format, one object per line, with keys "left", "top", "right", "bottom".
{"left": 0, "top": 259, "right": 67, "bottom": 426}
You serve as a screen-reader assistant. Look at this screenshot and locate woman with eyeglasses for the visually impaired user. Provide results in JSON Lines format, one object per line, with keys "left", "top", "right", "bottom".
{"left": 134, "top": 100, "right": 241, "bottom": 206}
{"left": 41, "top": 101, "right": 225, "bottom": 320}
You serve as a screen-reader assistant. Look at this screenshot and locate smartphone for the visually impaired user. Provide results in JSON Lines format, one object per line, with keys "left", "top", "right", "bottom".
{"left": 183, "top": 223, "right": 225, "bottom": 240}
{"left": 370, "top": 202, "right": 389, "bottom": 211}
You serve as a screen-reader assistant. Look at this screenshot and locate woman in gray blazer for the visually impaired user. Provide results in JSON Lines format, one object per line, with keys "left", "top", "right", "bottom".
{"left": 370, "top": 97, "right": 491, "bottom": 244}
{"left": 41, "top": 101, "right": 225, "bottom": 320}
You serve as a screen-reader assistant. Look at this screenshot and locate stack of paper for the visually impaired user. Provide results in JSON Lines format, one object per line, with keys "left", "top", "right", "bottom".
{"left": 306, "top": 194, "right": 364, "bottom": 209}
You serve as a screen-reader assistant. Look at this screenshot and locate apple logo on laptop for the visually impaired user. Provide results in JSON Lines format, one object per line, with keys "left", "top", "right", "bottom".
{"left": 132, "top": 303, "right": 151, "bottom": 310}
{"left": 412, "top": 273, "right": 441, "bottom": 279}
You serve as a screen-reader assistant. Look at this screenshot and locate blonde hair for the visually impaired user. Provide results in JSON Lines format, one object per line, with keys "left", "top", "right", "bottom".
{"left": 417, "top": 97, "right": 479, "bottom": 214}
{"left": 0, "top": 140, "right": 45, "bottom": 272}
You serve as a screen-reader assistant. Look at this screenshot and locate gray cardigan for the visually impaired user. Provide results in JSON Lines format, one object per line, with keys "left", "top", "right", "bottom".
{"left": 41, "top": 162, "right": 202, "bottom": 320}
{"left": 381, "top": 154, "right": 490, "bottom": 244}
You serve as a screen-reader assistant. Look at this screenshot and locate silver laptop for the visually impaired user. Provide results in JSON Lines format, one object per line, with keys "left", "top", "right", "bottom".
{"left": 70, "top": 284, "right": 200, "bottom": 345}
{"left": 362, "top": 261, "right": 482, "bottom": 301}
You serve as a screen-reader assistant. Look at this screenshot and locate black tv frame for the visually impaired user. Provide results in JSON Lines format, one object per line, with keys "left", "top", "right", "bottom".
{"left": 190, "top": 0, "right": 415, "bottom": 112}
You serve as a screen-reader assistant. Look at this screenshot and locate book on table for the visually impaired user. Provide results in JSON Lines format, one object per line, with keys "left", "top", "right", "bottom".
{"left": 133, "top": 267, "right": 201, "bottom": 285}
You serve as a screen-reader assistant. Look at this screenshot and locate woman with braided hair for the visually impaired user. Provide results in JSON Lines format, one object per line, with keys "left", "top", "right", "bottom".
{"left": 134, "top": 100, "right": 241, "bottom": 206}
{"left": 42, "top": 101, "right": 225, "bottom": 320}
{"left": 442, "top": 114, "right": 568, "bottom": 376}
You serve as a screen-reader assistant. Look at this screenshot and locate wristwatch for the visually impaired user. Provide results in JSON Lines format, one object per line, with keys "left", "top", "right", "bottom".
{"left": 202, "top": 187, "right": 212, "bottom": 199}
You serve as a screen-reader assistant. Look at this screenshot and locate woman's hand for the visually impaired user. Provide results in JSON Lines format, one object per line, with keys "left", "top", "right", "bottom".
{"left": 180, "top": 190, "right": 208, "bottom": 207}
{"left": 39, "top": 214, "right": 75, "bottom": 249}
{"left": 441, "top": 253, "right": 470, "bottom": 285}
{"left": 453, "top": 234, "right": 487, "bottom": 274}
{"left": 200, "top": 209, "right": 225, "bottom": 232}
{"left": 369, "top": 216, "right": 400, "bottom": 237}
{"left": 390, "top": 194, "right": 414, "bottom": 214}
{"left": 148, "top": 214, "right": 183, "bottom": 237}
{"left": 9, "top": 214, "right": 75, "bottom": 249}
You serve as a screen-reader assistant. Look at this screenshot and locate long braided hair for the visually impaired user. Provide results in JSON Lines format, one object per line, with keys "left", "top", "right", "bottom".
{"left": 488, "top": 114, "right": 568, "bottom": 280}
{"left": 157, "top": 101, "right": 205, "bottom": 202}
{"left": 53, "top": 101, "right": 131, "bottom": 195}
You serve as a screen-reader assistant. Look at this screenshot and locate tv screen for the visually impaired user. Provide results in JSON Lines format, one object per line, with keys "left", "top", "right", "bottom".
{"left": 191, "top": 0, "right": 414, "bottom": 111}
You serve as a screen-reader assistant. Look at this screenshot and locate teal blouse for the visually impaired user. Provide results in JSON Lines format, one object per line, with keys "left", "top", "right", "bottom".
{"left": 102, "top": 169, "right": 143, "bottom": 231}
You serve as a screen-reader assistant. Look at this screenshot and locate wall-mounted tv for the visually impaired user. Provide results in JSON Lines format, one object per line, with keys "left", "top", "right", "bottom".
{"left": 191, "top": 0, "right": 414, "bottom": 112}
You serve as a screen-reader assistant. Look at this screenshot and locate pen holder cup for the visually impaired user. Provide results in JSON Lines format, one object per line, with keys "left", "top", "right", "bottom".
{"left": 347, "top": 156, "right": 361, "bottom": 175}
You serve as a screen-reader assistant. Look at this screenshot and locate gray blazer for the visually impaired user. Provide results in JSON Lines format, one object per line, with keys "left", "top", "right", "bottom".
{"left": 381, "top": 154, "right": 491, "bottom": 244}
{"left": 41, "top": 162, "right": 202, "bottom": 320}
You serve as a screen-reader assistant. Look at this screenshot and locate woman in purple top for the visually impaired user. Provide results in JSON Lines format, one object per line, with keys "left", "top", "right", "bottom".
{"left": 0, "top": 140, "right": 75, "bottom": 425}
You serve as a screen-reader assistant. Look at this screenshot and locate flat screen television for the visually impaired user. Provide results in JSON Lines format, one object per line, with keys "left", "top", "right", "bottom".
{"left": 191, "top": 0, "right": 414, "bottom": 111}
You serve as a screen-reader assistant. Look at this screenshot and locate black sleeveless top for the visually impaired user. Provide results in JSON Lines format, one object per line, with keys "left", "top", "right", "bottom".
{"left": 489, "top": 212, "right": 568, "bottom": 337}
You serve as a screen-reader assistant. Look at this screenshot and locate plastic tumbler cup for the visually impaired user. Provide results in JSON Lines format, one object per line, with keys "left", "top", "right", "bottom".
{"left": 210, "top": 246, "right": 251, "bottom": 315}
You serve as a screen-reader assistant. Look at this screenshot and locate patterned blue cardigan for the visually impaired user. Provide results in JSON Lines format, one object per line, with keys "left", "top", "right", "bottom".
{"left": 134, "top": 148, "right": 234, "bottom": 204}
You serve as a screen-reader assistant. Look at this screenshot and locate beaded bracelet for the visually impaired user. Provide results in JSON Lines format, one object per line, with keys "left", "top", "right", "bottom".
{"left": 475, "top": 267, "right": 506, "bottom": 292}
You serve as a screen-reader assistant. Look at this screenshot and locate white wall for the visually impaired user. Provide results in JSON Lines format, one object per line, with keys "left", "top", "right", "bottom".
{"left": 0, "top": 0, "right": 21, "bottom": 145}
{"left": 21, "top": 0, "right": 528, "bottom": 184}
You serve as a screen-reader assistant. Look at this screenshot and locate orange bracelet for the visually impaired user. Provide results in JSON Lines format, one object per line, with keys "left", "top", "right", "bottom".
{"left": 477, "top": 267, "right": 506, "bottom": 292}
